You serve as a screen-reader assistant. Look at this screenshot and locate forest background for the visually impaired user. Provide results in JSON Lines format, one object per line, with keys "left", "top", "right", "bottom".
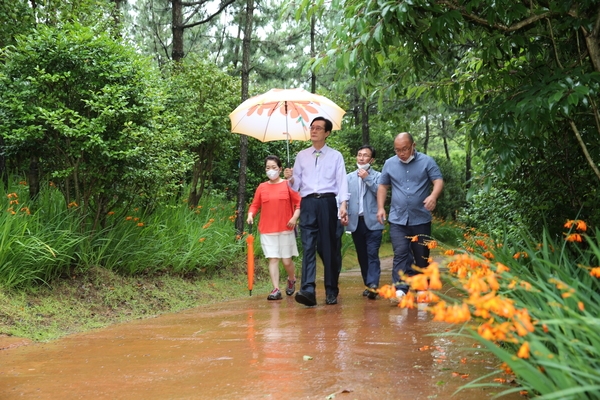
{"left": 1, "top": 1, "right": 600, "bottom": 398}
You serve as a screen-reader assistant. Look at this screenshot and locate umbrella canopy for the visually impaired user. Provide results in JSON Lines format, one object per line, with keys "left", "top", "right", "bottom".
{"left": 229, "top": 88, "right": 346, "bottom": 156}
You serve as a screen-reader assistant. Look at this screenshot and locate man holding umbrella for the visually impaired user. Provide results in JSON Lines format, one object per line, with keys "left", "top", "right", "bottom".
{"left": 284, "top": 116, "right": 349, "bottom": 306}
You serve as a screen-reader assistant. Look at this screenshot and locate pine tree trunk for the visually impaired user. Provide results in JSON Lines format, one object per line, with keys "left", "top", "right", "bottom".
{"left": 235, "top": 0, "right": 254, "bottom": 234}
{"left": 171, "top": 0, "right": 184, "bottom": 61}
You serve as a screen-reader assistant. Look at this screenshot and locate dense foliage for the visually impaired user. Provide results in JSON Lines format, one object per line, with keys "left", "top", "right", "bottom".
{"left": 0, "top": 24, "right": 188, "bottom": 230}
{"left": 317, "top": 0, "right": 600, "bottom": 232}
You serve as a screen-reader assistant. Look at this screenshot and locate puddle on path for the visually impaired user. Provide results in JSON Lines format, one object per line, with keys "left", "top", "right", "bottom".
{"left": 0, "top": 259, "right": 521, "bottom": 399}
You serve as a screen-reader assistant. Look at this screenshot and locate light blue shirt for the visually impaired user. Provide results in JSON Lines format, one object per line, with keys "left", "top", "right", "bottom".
{"left": 346, "top": 168, "right": 383, "bottom": 232}
{"left": 290, "top": 144, "right": 349, "bottom": 202}
{"left": 379, "top": 151, "right": 443, "bottom": 225}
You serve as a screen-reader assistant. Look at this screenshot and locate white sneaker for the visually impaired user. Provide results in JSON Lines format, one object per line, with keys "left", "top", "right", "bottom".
{"left": 390, "top": 289, "right": 406, "bottom": 305}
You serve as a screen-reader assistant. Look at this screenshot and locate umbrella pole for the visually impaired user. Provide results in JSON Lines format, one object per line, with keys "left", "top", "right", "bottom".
{"left": 285, "top": 101, "right": 290, "bottom": 167}
{"left": 286, "top": 134, "right": 290, "bottom": 167}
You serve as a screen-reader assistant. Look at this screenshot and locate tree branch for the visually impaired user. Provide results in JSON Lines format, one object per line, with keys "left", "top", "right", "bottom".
{"left": 546, "top": 18, "right": 563, "bottom": 69}
{"left": 438, "top": 0, "right": 555, "bottom": 32}
{"left": 181, "top": 1, "right": 209, "bottom": 6}
{"left": 568, "top": 119, "right": 600, "bottom": 182}
{"left": 178, "top": 0, "right": 236, "bottom": 29}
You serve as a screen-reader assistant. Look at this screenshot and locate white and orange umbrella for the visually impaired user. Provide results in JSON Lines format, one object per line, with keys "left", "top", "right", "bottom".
{"left": 229, "top": 88, "right": 346, "bottom": 163}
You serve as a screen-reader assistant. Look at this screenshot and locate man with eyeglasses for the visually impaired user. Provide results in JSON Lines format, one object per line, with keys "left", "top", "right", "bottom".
{"left": 345, "top": 145, "right": 384, "bottom": 299}
{"left": 376, "top": 133, "right": 444, "bottom": 304}
{"left": 284, "top": 116, "right": 349, "bottom": 306}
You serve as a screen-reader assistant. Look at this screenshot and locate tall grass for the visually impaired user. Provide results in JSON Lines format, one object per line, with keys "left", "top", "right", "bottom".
{"left": 0, "top": 181, "right": 245, "bottom": 288}
{"left": 384, "top": 218, "right": 600, "bottom": 399}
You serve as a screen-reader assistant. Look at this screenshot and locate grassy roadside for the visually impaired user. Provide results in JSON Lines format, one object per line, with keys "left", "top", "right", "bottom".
{"left": 0, "top": 242, "right": 394, "bottom": 343}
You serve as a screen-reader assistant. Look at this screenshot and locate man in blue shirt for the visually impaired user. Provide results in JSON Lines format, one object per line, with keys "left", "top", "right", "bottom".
{"left": 284, "top": 117, "right": 349, "bottom": 306}
{"left": 376, "top": 133, "right": 444, "bottom": 303}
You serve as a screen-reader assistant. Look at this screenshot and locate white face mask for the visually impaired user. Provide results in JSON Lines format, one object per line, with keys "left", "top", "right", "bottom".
{"left": 266, "top": 169, "right": 280, "bottom": 179}
{"left": 400, "top": 154, "right": 414, "bottom": 164}
{"left": 357, "top": 163, "right": 370, "bottom": 170}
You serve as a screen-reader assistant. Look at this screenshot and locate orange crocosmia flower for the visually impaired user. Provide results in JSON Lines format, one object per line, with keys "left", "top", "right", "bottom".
{"left": 500, "top": 362, "right": 513, "bottom": 375}
{"left": 410, "top": 235, "right": 419, "bottom": 242}
{"left": 446, "top": 303, "right": 471, "bottom": 323}
{"left": 198, "top": 237, "right": 206, "bottom": 242}
{"left": 578, "top": 301, "right": 585, "bottom": 311}
{"left": 416, "top": 291, "right": 439, "bottom": 303}
{"left": 444, "top": 249, "right": 455, "bottom": 256}
{"left": 461, "top": 374, "right": 469, "bottom": 379}
{"left": 475, "top": 239, "right": 487, "bottom": 248}
{"left": 426, "top": 240, "right": 438, "bottom": 249}
{"left": 464, "top": 275, "right": 489, "bottom": 294}
{"left": 428, "top": 264, "right": 443, "bottom": 290}
{"left": 576, "top": 220, "right": 587, "bottom": 231}
{"left": 137, "top": 222, "right": 144, "bottom": 227}
{"left": 542, "top": 324, "right": 549, "bottom": 333}
{"left": 494, "top": 378, "right": 507, "bottom": 383}
{"left": 430, "top": 301, "right": 448, "bottom": 321}
{"left": 377, "top": 284, "right": 396, "bottom": 299}
{"left": 513, "top": 252, "right": 521, "bottom": 259}
{"left": 478, "top": 323, "right": 495, "bottom": 341}
{"left": 590, "top": 268, "right": 600, "bottom": 278}
{"left": 517, "top": 341, "right": 530, "bottom": 359}
{"left": 399, "top": 291, "right": 416, "bottom": 309}
{"left": 487, "top": 273, "right": 500, "bottom": 291}
{"left": 460, "top": 358, "right": 467, "bottom": 364}
{"left": 514, "top": 309, "right": 534, "bottom": 336}
{"left": 451, "top": 372, "right": 460, "bottom": 377}
{"left": 520, "top": 390, "right": 529, "bottom": 396}
{"left": 565, "top": 233, "right": 582, "bottom": 242}
{"left": 126, "top": 216, "right": 133, "bottom": 220}
{"left": 496, "top": 262, "right": 510, "bottom": 273}
{"left": 520, "top": 280, "right": 532, "bottom": 291}
{"left": 482, "top": 251, "right": 494, "bottom": 259}
{"left": 473, "top": 292, "right": 516, "bottom": 319}
{"left": 408, "top": 274, "right": 429, "bottom": 291}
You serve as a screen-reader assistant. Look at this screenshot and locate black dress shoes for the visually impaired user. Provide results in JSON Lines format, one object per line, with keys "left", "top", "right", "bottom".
{"left": 295, "top": 290, "right": 317, "bottom": 307}
{"left": 325, "top": 294, "right": 338, "bottom": 305}
{"left": 367, "top": 285, "right": 378, "bottom": 300}
{"left": 362, "top": 289, "right": 369, "bottom": 296}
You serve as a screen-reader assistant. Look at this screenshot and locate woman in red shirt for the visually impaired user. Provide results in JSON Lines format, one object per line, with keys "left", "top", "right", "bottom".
{"left": 247, "top": 155, "right": 301, "bottom": 300}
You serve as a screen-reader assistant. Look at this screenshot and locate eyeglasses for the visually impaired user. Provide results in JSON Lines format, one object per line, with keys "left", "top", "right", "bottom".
{"left": 357, "top": 152, "right": 372, "bottom": 158}
{"left": 310, "top": 126, "right": 325, "bottom": 132}
{"left": 394, "top": 145, "right": 414, "bottom": 154}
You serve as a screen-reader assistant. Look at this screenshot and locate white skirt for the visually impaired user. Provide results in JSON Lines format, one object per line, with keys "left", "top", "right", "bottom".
{"left": 260, "top": 230, "right": 299, "bottom": 259}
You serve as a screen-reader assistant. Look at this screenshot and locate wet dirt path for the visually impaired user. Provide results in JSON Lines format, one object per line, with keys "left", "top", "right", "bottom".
{"left": 0, "top": 259, "right": 520, "bottom": 399}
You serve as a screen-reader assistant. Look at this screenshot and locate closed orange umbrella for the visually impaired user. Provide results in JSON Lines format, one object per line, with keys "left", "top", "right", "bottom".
{"left": 246, "top": 228, "right": 255, "bottom": 296}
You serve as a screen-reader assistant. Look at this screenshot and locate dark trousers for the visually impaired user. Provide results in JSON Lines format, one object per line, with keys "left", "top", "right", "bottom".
{"left": 319, "top": 219, "right": 344, "bottom": 274}
{"left": 389, "top": 222, "right": 431, "bottom": 292}
{"left": 351, "top": 217, "right": 383, "bottom": 288}
{"left": 299, "top": 196, "right": 340, "bottom": 297}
